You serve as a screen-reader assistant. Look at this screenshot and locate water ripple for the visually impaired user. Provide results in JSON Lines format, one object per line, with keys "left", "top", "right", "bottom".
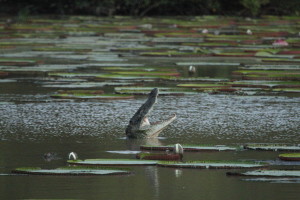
{"left": 0, "top": 94, "right": 299, "bottom": 142}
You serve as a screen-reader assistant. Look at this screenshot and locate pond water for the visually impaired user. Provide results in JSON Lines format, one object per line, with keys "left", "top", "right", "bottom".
{"left": 0, "top": 16, "right": 300, "bottom": 200}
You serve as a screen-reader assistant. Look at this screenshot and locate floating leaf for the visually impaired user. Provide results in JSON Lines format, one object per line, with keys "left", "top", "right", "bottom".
{"left": 136, "top": 153, "right": 181, "bottom": 161}
{"left": 140, "top": 144, "right": 239, "bottom": 151}
{"left": 176, "top": 62, "right": 240, "bottom": 66}
{"left": 158, "top": 160, "right": 266, "bottom": 169}
{"left": 279, "top": 153, "right": 300, "bottom": 161}
{"left": 11, "top": 166, "right": 130, "bottom": 176}
{"left": 68, "top": 159, "right": 158, "bottom": 166}
{"left": 244, "top": 144, "right": 300, "bottom": 151}
{"left": 115, "top": 87, "right": 196, "bottom": 95}
{"left": 227, "top": 170, "right": 300, "bottom": 177}
{"left": 51, "top": 90, "right": 134, "bottom": 100}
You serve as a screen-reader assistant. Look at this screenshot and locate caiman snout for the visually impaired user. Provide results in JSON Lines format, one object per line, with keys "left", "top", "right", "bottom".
{"left": 126, "top": 88, "right": 176, "bottom": 138}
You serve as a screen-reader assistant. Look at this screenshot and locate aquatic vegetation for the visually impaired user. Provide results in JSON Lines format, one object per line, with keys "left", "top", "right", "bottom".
{"left": 115, "top": 87, "right": 196, "bottom": 95}
{"left": 227, "top": 170, "right": 300, "bottom": 177}
{"left": 11, "top": 166, "right": 130, "bottom": 176}
{"left": 51, "top": 90, "right": 134, "bottom": 100}
{"left": 158, "top": 160, "right": 267, "bottom": 169}
{"left": 244, "top": 144, "right": 300, "bottom": 151}
{"left": 278, "top": 153, "right": 300, "bottom": 161}
{"left": 68, "top": 159, "right": 158, "bottom": 166}
{"left": 136, "top": 152, "right": 181, "bottom": 161}
{"left": 140, "top": 144, "right": 239, "bottom": 151}
{"left": 0, "top": 58, "right": 41, "bottom": 66}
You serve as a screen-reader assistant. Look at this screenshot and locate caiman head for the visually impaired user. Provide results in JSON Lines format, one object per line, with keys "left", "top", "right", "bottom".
{"left": 126, "top": 88, "right": 176, "bottom": 138}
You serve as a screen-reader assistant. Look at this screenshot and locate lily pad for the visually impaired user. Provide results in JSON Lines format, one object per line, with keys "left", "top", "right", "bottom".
{"left": 244, "top": 144, "right": 300, "bottom": 151}
{"left": 11, "top": 166, "right": 130, "bottom": 176}
{"left": 255, "top": 51, "right": 295, "bottom": 59}
{"left": 51, "top": 90, "right": 134, "bottom": 100}
{"left": 140, "top": 51, "right": 206, "bottom": 57}
{"left": 158, "top": 160, "right": 266, "bottom": 169}
{"left": 112, "top": 71, "right": 180, "bottom": 76}
{"left": 176, "top": 62, "right": 240, "bottom": 66}
{"left": 136, "top": 153, "right": 182, "bottom": 161}
{"left": 243, "top": 64, "right": 300, "bottom": 70}
{"left": 262, "top": 58, "right": 300, "bottom": 63}
{"left": 0, "top": 58, "right": 41, "bottom": 66}
{"left": 177, "top": 83, "right": 230, "bottom": 88}
{"left": 115, "top": 87, "right": 196, "bottom": 95}
{"left": 278, "top": 153, "right": 300, "bottom": 161}
{"left": 232, "top": 70, "right": 300, "bottom": 81}
{"left": 140, "top": 144, "right": 239, "bottom": 152}
{"left": 68, "top": 159, "right": 158, "bottom": 166}
{"left": 106, "top": 150, "right": 141, "bottom": 155}
{"left": 213, "top": 52, "right": 254, "bottom": 57}
{"left": 43, "top": 81, "right": 135, "bottom": 88}
{"left": 227, "top": 170, "right": 300, "bottom": 177}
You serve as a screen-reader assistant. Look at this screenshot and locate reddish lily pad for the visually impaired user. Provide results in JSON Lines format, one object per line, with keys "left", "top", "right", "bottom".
{"left": 278, "top": 153, "right": 300, "bottom": 161}
{"left": 0, "top": 58, "right": 41, "bottom": 66}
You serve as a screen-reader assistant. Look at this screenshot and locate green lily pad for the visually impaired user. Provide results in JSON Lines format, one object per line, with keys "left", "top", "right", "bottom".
{"left": 140, "top": 51, "right": 206, "bottom": 57}
{"left": 213, "top": 52, "right": 254, "bottom": 57}
{"left": 169, "top": 77, "right": 230, "bottom": 82}
{"left": 140, "top": 144, "right": 239, "bottom": 151}
{"left": 176, "top": 62, "right": 240, "bottom": 66}
{"left": 232, "top": 70, "right": 300, "bottom": 81}
{"left": 43, "top": 81, "right": 135, "bottom": 88}
{"left": 227, "top": 170, "right": 300, "bottom": 177}
{"left": 177, "top": 83, "right": 230, "bottom": 88}
{"left": 51, "top": 90, "right": 134, "bottom": 100}
{"left": 32, "top": 47, "right": 92, "bottom": 52}
{"left": 177, "top": 84, "right": 233, "bottom": 93}
{"left": 244, "top": 144, "right": 300, "bottom": 151}
{"left": 112, "top": 71, "right": 180, "bottom": 76}
{"left": 262, "top": 58, "right": 300, "bottom": 63}
{"left": 278, "top": 153, "right": 300, "bottom": 161}
{"left": 158, "top": 160, "right": 266, "bottom": 169}
{"left": 115, "top": 87, "right": 196, "bottom": 95}
{"left": 68, "top": 159, "right": 158, "bottom": 166}
{"left": 243, "top": 64, "right": 300, "bottom": 70}
{"left": 273, "top": 88, "right": 300, "bottom": 93}
{"left": 136, "top": 153, "right": 181, "bottom": 161}
{"left": 255, "top": 51, "right": 295, "bottom": 59}
{"left": 231, "top": 81, "right": 300, "bottom": 89}
{"left": 11, "top": 166, "right": 130, "bottom": 176}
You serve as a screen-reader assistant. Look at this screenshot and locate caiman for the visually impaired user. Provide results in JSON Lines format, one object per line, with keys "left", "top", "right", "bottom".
{"left": 126, "top": 88, "right": 176, "bottom": 138}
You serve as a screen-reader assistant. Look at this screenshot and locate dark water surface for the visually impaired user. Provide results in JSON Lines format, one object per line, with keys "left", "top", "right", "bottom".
{"left": 0, "top": 81, "right": 299, "bottom": 200}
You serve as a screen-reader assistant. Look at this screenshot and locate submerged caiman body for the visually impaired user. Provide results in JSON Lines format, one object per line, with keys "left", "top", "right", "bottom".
{"left": 126, "top": 88, "right": 176, "bottom": 138}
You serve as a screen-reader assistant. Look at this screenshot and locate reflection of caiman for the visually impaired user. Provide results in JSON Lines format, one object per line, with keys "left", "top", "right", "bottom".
{"left": 126, "top": 88, "right": 176, "bottom": 138}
